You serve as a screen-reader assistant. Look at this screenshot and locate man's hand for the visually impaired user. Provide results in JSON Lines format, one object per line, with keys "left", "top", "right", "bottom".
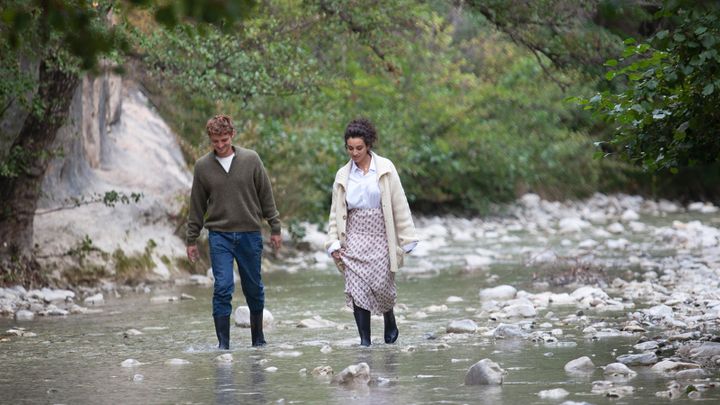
{"left": 270, "top": 234, "right": 282, "bottom": 251}
{"left": 186, "top": 245, "right": 200, "bottom": 263}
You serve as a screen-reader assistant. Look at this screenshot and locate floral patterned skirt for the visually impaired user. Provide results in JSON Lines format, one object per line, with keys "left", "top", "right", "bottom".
{"left": 341, "top": 208, "right": 395, "bottom": 314}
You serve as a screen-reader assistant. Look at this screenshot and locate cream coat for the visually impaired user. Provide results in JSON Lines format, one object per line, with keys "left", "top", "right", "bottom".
{"left": 325, "top": 152, "right": 418, "bottom": 273}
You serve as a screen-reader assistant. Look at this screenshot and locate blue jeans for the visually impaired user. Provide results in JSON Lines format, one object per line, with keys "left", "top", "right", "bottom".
{"left": 208, "top": 230, "right": 264, "bottom": 317}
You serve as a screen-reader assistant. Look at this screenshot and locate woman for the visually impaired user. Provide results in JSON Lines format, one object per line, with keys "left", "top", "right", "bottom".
{"left": 325, "top": 117, "right": 419, "bottom": 347}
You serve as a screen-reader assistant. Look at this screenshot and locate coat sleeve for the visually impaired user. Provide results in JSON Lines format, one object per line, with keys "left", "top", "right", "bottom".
{"left": 324, "top": 182, "right": 340, "bottom": 251}
{"left": 389, "top": 166, "right": 418, "bottom": 247}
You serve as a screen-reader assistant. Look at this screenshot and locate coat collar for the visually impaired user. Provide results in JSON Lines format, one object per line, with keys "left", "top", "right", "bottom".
{"left": 335, "top": 151, "right": 391, "bottom": 187}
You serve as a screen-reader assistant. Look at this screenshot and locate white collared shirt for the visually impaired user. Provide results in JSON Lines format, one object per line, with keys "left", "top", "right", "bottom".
{"left": 346, "top": 156, "right": 381, "bottom": 209}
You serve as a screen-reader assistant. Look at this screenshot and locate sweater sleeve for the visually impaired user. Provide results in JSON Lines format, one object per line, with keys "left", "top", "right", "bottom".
{"left": 389, "top": 164, "right": 419, "bottom": 247}
{"left": 324, "top": 182, "right": 340, "bottom": 251}
{"left": 254, "top": 154, "right": 281, "bottom": 235}
{"left": 186, "top": 165, "right": 208, "bottom": 245}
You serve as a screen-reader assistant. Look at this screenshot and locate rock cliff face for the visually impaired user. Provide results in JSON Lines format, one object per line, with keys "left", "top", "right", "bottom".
{"left": 34, "top": 73, "right": 192, "bottom": 281}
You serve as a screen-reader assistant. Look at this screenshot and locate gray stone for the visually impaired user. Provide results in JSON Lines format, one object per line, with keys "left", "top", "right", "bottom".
{"left": 14, "top": 309, "right": 34, "bottom": 321}
{"left": 492, "top": 323, "right": 525, "bottom": 338}
{"left": 464, "top": 359, "right": 505, "bottom": 385}
{"left": 616, "top": 352, "right": 658, "bottom": 366}
{"left": 331, "top": 363, "right": 371, "bottom": 385}
{"left": 537, "top": 388, "right": 569, "bottom": 399}
{"left": 447, "top": 319, "right": 478, "bottom": 334}
{"left": 633, "top": 341, "right": 659, "bottom": 351}
{"left": 234, "top": 307, "right": 274, "bottom": 328}
{"left": 603, "top": 362, "right": 636, "bottom": 377}
{"left": 564, "top": 356, "right": 595, "bottom": 373}
{"left": 479, "top": 285, "right": 517, "bottom": 301}
{"left": 651, "top": 360, "right": 700, "bottom": 374}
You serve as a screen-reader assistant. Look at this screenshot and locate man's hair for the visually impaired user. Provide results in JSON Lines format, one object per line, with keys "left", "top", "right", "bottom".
{"left": 344, "top": 117, "right": 377, "bottom": 148}
{"left": 206, "top": 114, "right": 235, "bottom": 137}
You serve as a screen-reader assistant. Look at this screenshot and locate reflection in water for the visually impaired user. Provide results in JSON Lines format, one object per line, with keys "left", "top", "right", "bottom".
{"left": 214, "top": 363, "right": 236, "bottom": 404}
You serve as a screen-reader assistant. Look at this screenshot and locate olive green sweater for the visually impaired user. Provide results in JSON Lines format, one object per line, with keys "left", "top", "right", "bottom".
{"left": 186, "top": 146, "right": 280, "bottom": 245}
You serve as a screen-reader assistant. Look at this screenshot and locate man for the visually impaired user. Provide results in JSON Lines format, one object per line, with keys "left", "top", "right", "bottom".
{"left": 186, "top": 114, "right": 282, "bottom": 349}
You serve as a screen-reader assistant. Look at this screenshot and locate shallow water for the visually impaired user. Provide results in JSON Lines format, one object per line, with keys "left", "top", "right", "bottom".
{"left": 3, "top": 206, "right": 720, "bottom": 403}
{"left": 2, "top": 267, "right": 718, "bottom": 404}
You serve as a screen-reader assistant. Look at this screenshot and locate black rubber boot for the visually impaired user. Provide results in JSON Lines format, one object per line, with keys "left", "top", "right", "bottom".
{"left": 214, "top": 315, "right": 230, "bottom": 350}
{"left": 250, "top": 311, "right": 266, "bottom": 347}
{"left": 353, "top": 304, "right": 372, "bottom": 347}
{"left": 383, "top": 309, "right": 399, "bottom": 344}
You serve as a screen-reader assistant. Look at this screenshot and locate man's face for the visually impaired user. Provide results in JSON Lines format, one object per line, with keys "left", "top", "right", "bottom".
{"left": 209, "top": 132, "right": 234, "bottom": 157}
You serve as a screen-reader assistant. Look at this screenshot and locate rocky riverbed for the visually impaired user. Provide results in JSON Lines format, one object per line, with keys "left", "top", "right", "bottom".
{"left": 2, "top": 193, "right": 720, "bottom": 403}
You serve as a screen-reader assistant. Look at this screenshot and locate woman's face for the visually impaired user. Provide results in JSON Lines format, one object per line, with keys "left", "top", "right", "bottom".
{"left": 346, "top": 137, "right": 370, "bottom": 164}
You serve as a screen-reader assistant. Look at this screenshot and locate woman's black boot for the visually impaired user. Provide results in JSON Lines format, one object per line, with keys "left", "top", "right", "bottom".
{"left": 250, "top": 311, "right": 266, "bottom": 347}
{"left": 383, "top": 309, "right": 399, "bottom": 343}
{"left": 353, "top": 304, "right": 372, "bottom": 347}
{"left": 214, "top": 315, "right": 230, "bottom": 350}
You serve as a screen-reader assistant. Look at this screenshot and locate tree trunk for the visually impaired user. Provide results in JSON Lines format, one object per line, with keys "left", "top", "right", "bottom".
{"left": 0, "top": 57, "right": 80, "bottom": 262}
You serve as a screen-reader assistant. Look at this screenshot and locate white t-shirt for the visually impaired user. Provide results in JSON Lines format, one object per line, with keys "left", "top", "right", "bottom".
{"left": 215, "top": 153, "right": 234, "bottom": 173}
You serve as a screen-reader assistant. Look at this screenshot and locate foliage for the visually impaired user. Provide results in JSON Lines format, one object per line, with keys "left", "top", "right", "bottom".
{"left": 576, "top": 1, "right": 720, "bottom": 171}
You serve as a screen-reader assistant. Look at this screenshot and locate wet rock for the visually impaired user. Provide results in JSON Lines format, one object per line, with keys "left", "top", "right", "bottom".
{"left": 446, "top": 296, "right": 464, "bottom": 303}
{"left": 678, "top": 342, "right": 720, "bottom": 364}
{"left": 465, "top": 255, "right": 493, "bottom": 269}
{"left": 651, "top": 360, "right": 700, "bottom": 374}
{"left": 320, "top": 345, "right": 332, "bottom": 354}
{"left": 655, "top": 381, "right": 682, "bottom": 399}
{"left": 549, "top": 293, "right": 576, "bottom": 306}
{"left": 643, "top": 304, "right": 674, "bottom": 321}
{"left": 447, "top": 319, "right": 478, "bottom": 334}
{"left": 43, "top": 305, "right": 69, "bottom": 316}
{"left": 479, "top": 285, "right": 517, "bottom": 301}
{"left": 633, "top": 341, "right": 659, "bottom": 351}
{"left": 5, "top": 328, "right": 36, "bottom": 337}
{"left": 234, "top": 307, "right": 274, "bottom": 328}
{"left": 180, "top": 293, "right": 196, "bottom": 301}
{"left": 14, "top": 309, "right": 34, "bottom": 321}
{"left": 603, "top": 363, "right": 636, "bottom": 378}
{"left": 165, "top": 358, "right": 191, "bottom": 365}
{"left": 558, "top": 217, "right": 591, "bottom": 233}
{"left": 607, "top": 222, "right": 625, "bottom": 234}
{"left": 503, "top": 302, "right": 537, "bottom": 318}
{"left": 668, "top": 332, "right": 699, "bottom": 342}
{"left": 331, "top": 362, "right": 370, "bottom": 385}
{"left": 538, "top": 388, "right": 569, "bottom": 399}
{"left": 84, "top": 293, "right": 104, "bottom": 305}
{"left": 464, "top": 359, "right": 505, "bottom": 385}
{"left": 150, "top": 296, "right": 178, "bottom": 303}
{"left": 121, "top": 359, "right": 141, "bottom": 367}
{"left": 265, "top": 367, "right": 278, "bottom": 372}
{"left": 215, "top": 354, "right": 233, "bottom": 364}
{"left": 492, "top": 323, "right": 525, "bottom": 339}
{"left": 423, "top": 304, "right": 448, "bottom": 313}
{"left": 311, "top": 366, "right": 333, "bottom": 376}
{"left": 621, "top": 209, "right": 640, "bottom": 222}
{"left": 616, "top": 352, "right": 658, "bottom": 366}
{"left": 270, "top": 351, "right": 303, "bottom": 358}
{"left": 674, "top": 369, "right": 707, "bottom": 380}
{"left": 564, "top": 356, "right": 595, "bottom": 373}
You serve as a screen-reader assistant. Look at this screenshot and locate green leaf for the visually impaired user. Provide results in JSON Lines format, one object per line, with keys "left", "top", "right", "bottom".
{"left": 605, "top": 71, "right": 616, "bottom": 80}
{"left": 624, "top": 38, "right": 637, "bottom": 45}
{"left": 604, "top": 59, "right": 618, "bottom": 67}
{"left": 703, "top": 83, "right": 714, "bottom": 96}
{"left": 655, "top": 30, "right": 669, "bottom": 40}
{"left": 673, "top": 33, "right": 686, "bottom": 42}
{"left": 695, "top": 26, "right": 707, "bottom": 35}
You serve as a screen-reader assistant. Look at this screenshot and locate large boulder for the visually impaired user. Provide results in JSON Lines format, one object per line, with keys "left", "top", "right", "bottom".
{"left": 331, "top": 363, "right": 370, "bottom": 385}
{"left": 564, "top": 356, "right": 595, "bottom": 373}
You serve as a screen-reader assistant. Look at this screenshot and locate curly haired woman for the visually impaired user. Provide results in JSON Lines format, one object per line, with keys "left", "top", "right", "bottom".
{"left": 325, "top": 117, "right": 419, "bottom": 346}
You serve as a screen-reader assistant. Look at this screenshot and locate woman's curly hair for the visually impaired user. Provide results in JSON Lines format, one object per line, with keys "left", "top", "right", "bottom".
{"left": 344, "top": 117, "right": 377, "bottom": 149}
{"left": 206, "top": 114, "right": 236, "bottom": 137}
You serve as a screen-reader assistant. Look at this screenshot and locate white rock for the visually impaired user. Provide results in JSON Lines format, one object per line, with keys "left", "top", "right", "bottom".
{"left": 603, "top": 362, "right": 636, "bottom": 377}
{"left": 14, "top": 310, "right": 34, "bottom": 321}
{"left": 423, "top": 304, "right": 448, "bottom": 313}
{"left": 607, "top": 222, "right": 625, "bottom": 234}
{"left": 265, "top": 367, "right": 278, "bottom": 373}
{"left": 464, "top": 359, "right": 505, "bottom": 385}
{"left": 447, "top": 319, "right": 478, "bottom": 334}
{"left": 621, "top": 210, "right": 640, "bottom": 222}
{"left": 84, "top": 293, "right": 104, "bottom": 305}
{"left": 215, "top": 354, "right": 233, "bottom": 364}
{"left": 234, "top": 307, "right": 274, "bottom": 328}
{"left": 538, "top": 388, "right": 569, "bottom": 399}
{"left": 320, "top": 345, "right": 332, "bottom": 354}
{"left": 503, "top": 303, "right": 537, "bottom": 318}
{"left": 564, "top": 356, "right": 595, "bottom": 373}
{"left": 165, "top": 358, "right": 191, "bottom": 365}
{"left": 479, "top": 285, "right": 517, "bottom": 301}
{"left": 492, "top": 323, "right": 525, "bottom": 338}
{"left": 558, "top": 217, "right": 591, "bottom": 233}
{"left": 331, "top": 362, "right": 370, "bottom": 385}
{"left": 651, "top": 360, "right": 700, "bottom": 374}
{"left": 578, "top": 239, "right": 599, "bottom": 249}
{"left": 271, "top": 351, "right": 303, "bottom": 358}
{"left": 121, "top": 359, "right": 142, "bottom": 367}
{"left": 465, "top": 255, "right": 493, "bottom": 269}
{"left": 606, "top": 238, "right": 629, "bottom": 250}
{"left": 446, "top": 296, "right": 464, "bottom": 303}
{"left": 297, "top": 316, "right": 337, "bottom": 329}
{"left": 644, "top": 304, "right": 674, "bottom": 321}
